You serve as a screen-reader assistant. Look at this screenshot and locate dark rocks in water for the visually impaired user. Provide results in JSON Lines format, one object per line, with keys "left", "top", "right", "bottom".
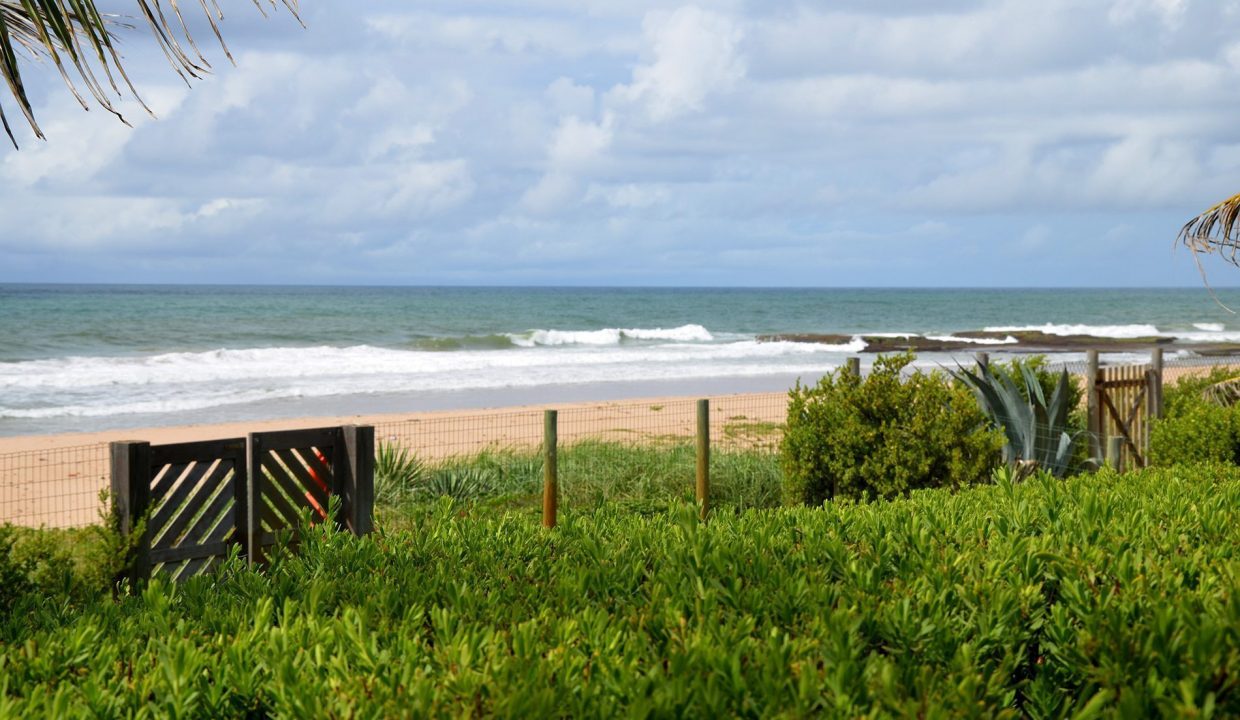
{"left": 954, "top": 331, "right": 1174, "bottom": 349}
{"left": 757, "top": 329, "right": 1238, "bottom": 354}
{"left": 756, "top": 333, "right": 853, "bottom": 345}
{"left": 860, "top": 336, "right": 987, "bottom": 353}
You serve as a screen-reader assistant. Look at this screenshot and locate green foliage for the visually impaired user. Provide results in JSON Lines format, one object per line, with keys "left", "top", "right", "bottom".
{"left": 2, "top": 467, "right": 1240, "bottom": 716}
{"left": 781, "top": 352, "right": 1004, "bottom": 504}
{"left": 0, "top": 522, "right": 126, "bottom": 628}
{"left": 988, "top": 355, "right": 1084, "bottom": 411}
{"left": 1150, "top": 403, "right": 1239, "bottom": 466}
{"left": 954, "top": 360, "right": 1086, "bottom": 477}
{"left": 383, "top": 442, "right": 783, "bottom": 520}
{"left": 374, "top": 443, "right": 425, "bottom": 505}
{"left": 1164, "top": 366, "right": 1240, "bottom": 416}
{"left": 1151, "top": 366, "right": 1240, "bottom": 467}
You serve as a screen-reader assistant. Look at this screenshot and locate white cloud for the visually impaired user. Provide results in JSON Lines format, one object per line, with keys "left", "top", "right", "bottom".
{"left": 521, "top": 115, "right": 614, "bottom": 214}
{"left": 611, "top": 6, "right": 745, "bottom": 122}
{"left": 4, "top": 1, "right": 1240, "bottom": 287}
{"left": 585, "top": 182, "right": 669, "bottom": 208}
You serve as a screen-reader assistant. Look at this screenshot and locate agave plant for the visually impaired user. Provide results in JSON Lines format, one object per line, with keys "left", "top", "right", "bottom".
{"left": 953, "top": 363, "right": 1082, "bottom": 478}
{"left": 374, "top": 443, "right": 424, "bottom": 505}
{"left": 419, "top": 467, "right": 494, "bottom": 502}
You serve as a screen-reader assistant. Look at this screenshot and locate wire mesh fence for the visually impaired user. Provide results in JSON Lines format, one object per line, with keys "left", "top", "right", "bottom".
{"left": 5, "top": 353, "right": 1240, "bottom": 529}
{"left": 0, "top": 443, "right": 109, "bottom": 529}
{"left": 370, "top": 393, "right": 788, "bottom": 514}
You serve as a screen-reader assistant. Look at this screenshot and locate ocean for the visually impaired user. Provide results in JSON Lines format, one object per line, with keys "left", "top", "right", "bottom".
{"left": 2, "top": 285, "right": 1238, "bottom": 436}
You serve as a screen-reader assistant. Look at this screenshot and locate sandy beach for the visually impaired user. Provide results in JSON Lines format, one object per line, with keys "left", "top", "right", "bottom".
{"left": 1, "top": 361, "right": 1232, "bottom": 529}
{"left": 0, "top": 392, "right": 789, "bottom": 528}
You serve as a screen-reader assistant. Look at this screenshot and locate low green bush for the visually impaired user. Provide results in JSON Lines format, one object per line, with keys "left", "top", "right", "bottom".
{"left": 1150, "top": 400, "right": 1240, "bottom": 466}
{"left": 2, "top": 466, "right": 1238, "bottom": 716}
{"left": 781, "top": 352, "right": 1003, "bottom": 504}
{"left": 1151, "top": 366, "right": 1240, "bottom": 466}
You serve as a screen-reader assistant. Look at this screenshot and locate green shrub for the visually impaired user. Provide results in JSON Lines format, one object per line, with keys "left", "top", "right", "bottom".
{"left": 781, "top": 352, "right": 1003, "bottom": 504}
{"left": 1150, "top": 366, "right": 1240, "bottom": 466}
{"left": 3, "top": 467, "right": 1240, "bottom": 716}
{"left": 1150, "top": 401, "right": 1240, "bottom": 466}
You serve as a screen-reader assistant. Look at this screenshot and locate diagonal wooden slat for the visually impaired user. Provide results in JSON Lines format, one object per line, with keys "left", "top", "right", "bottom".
{"left": 149, "top": 460, "right": 215, "bottom": 542}
{"left": 265, "top": 451, "right": 328, "bottom": 521}
{"left": 177, "top": 475, "right": 235, "bottom": 548}
{"left": 299, "top": 446, "right": 335, "bottom": 494}
{"left": 150, "top": 461, "right": 189, "bottom": 502}
{"left": 260, "top": 453, "right": 311, "bottom": 516}
{"left": 272, "top": 447, "right": 331, "bottom": 512}
{"left": 1100, "top": 390, "right": 1144, "bottom": 466}
{"left": 154, "top": 460, "right": 233, "bottom": 549}
{"left": 259, "top": 467, "right": 304, "bottom": 530}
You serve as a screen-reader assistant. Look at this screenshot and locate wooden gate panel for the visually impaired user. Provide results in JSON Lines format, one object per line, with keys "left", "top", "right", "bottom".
{"left": 145, "top": 438, "right": 247, "bottom": 582}
{"left": 1092, "top": 362, "right": 1158, "bottom": 472}
{"left": 248, "top": 427, "right": 346, "bottom": 563}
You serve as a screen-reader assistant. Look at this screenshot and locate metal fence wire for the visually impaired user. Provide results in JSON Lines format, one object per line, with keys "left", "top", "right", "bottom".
{"left": 3, "top": 355, "right": 1238, "bottom": 529}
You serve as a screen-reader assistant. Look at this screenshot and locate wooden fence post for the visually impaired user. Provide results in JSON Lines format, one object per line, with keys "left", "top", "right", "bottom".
{"left": 543, "top": 410, "right": 558, "bottom": 528}
{"left": 341, "top": 425, "right": 375, "bottom": 536}
{"left": 696, "top": 399, "right": 710, "bottom": 521}
{"left": 1150, "top": 348, "right": 1164, "bottom": 420}
{"left": 110, "top": 440, "right": 152, "bottom": 586}
{"left": 975, "top": 352, "right": 990, "bottom": 373}
{"left": 1086, "top": 350, "right": 1101, "bottom": 466}
{"left": 846, "top": 357, "right": 861, "bottom": 376}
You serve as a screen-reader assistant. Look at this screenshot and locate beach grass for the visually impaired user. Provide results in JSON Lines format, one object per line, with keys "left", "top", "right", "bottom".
{"left": 376, "top": 440, "right": 783, "bottom": 525}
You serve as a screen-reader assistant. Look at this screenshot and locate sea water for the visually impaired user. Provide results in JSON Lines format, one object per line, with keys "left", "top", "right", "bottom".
{"left": 2, "top": 285, "right": 1238, "bottom": 435}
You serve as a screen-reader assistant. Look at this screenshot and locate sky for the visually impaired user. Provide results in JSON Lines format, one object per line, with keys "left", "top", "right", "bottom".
{"left": 3, "top": 0, "right": 1240, "bottom": 287}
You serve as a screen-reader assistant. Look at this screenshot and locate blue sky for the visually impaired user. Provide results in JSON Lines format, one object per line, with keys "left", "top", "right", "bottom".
{"left": 3, "top": 0, "right": 1240, "bottom": 286}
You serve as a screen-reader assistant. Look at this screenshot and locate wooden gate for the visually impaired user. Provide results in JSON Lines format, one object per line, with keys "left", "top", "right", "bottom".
{"left": 112, "top": 438, "right": 248, "bottom": 584}
{"left": 111, "top": 425, "right": 372, "bottom": 583}
{"left": 1086, "top": 351, "right": 1164, "bottom": 472}
{"left": 248, "top": 426, "right": 373, "bottom": 563}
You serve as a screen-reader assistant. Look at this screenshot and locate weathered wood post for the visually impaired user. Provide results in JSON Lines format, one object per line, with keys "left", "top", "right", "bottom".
{"left": 1086, "top": 350, "right": 1101, "bottom": 467}
{"left": 696, "top": 399, "right": 710, "bottom": 521}
{"left": 1150, "top": 348, "right": 1164, "bottom": 420}
{"left": 341, "top": 425, "right": 375, "bottom": 535}
{"left": 1107, "top": 436, "right": 1124, "bottom": 472}
{"left": 975, "top": 352, "right": 990, "bottom": 373}
{"left": 110, "top": 440, "right": 153, "bottom": 586}
{"left": 846, "top": 357, "right": 861, "bottom": 377}
{"left": 543, "top": 410, "right": 558, "bottom": 528}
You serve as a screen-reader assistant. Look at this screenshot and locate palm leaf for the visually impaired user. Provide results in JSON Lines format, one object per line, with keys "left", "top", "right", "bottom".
{"left": 1178, "top": 192, "right": 1240, "bottom": 309}
{"left": 0, "top": 0, "right": 300, "bottom": 148}
{"left": 1201, "top": 374, "right": 1240, "bottom": 408}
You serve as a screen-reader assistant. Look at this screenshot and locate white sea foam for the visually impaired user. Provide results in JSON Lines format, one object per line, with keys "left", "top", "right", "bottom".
{"left": 982, "top": 323, "right": 1161, "bottom": 339}
{"left": 508, "top": 324, "right": 714, "bottom": 347}
{"left": 1193, "top": 323, "right": 1226, "bottom": 332}
{"left": 924, "top": 334, "right": 1019, "bottom": 346}
{"left": 0, "top": 338, "right": 865, "bottom": 420}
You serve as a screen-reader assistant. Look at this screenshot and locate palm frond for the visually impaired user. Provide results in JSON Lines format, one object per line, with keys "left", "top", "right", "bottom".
{"left": 0, "top": 0, "right": 300, "bottom": 149}
{"left": 1178, "top": 192, "right": 1240, "bottom": 310}
{"left": 1201, "top": 374, "right": 1240, "bottom": 408}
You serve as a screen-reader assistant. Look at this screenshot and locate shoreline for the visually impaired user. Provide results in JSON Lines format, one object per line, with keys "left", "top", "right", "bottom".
{"left": 0, "top": 389, "right": 787, "bottom": 455}
{"left": 0, "top": 390, "right": 791, "bottom": 527}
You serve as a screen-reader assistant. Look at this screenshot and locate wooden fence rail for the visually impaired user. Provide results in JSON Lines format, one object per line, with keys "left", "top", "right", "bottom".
{"left": 112, "top": 425, "right": 373, "bottom": 583}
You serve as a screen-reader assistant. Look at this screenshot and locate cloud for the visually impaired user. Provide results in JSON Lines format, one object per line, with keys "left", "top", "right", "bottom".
{"left": 611, "top": 6, "right": 746, "bottom": 122}
{"left": 3, "top": 0, "right": 1239, "bottom": 287}
{"left": 520, "top": 114, "right": 614, "bottom": 214}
